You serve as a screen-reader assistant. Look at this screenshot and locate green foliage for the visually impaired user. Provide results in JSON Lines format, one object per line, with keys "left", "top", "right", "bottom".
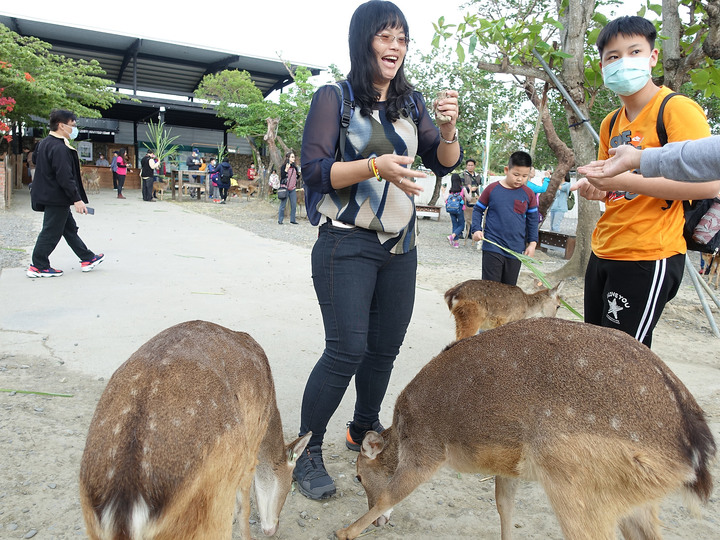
{"left": 195, "top": 65, "right": 316, "bottom": 159}
{"left": 0, "top": 23, "right": 119, "bottom": 126}
{"left": 194, "top": 69, "right": 271, "bottom": 140}
{"left": 276, "top": 65, "right": 315, "bottom": 153}
{"left": 143, "top": 120, "right": 180, "bottom": 164}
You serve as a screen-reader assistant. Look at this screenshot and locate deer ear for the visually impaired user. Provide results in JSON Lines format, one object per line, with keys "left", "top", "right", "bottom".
{"left": 553, "top": 280, "right": 565, "bottom": 295}
{"left": 288, "top": 432, "right": 312, "bottom": 465}
{"left": 360, "top": 431, "right": 385, "bottom": 460}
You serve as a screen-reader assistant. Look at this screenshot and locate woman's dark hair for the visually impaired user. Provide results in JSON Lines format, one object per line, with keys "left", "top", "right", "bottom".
{"left": 284, "top": 150, "right": 295, "bottom": 165}
{"left": 596, "top": 16, "right": 656, "bottom": 57}
{"left": 49, "top": 109, "right": 77, "bottom": 132}
{"left": 449, "top": 173, "right": 463, "bottom": 193}
{"left": 347, "top": 0, "right": 413, "bottom": 122}
{"left": 117, "top": 148, "right": 126, "bottom": 158}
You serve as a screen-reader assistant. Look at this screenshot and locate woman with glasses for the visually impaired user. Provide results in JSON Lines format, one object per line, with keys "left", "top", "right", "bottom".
{"left": 295, "top": 0, "right": 462, "bottom": 500}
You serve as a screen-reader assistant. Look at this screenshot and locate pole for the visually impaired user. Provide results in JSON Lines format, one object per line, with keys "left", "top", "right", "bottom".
{"left": 684, "top": 256, "right": 720, "bottom": 339}
{"left": 532, "top": 48, "right": 599, "bottom": 145}
{"left": 483, "top": 103, "right": 492, "bottom": 187}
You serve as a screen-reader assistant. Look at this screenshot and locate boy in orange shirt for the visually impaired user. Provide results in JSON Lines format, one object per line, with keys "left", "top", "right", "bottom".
{"left": 575, "top": 16, "right": 720, "bottom": 347}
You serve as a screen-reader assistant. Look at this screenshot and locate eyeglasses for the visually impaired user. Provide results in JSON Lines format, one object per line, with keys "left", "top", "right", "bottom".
{"left": 375, "top": 33, "right": 409, "bottom": 47}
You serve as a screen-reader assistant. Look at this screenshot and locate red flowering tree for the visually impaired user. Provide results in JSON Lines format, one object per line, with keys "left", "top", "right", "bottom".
{"left": 0, "top": 23, "right": 118, "bottom": 145}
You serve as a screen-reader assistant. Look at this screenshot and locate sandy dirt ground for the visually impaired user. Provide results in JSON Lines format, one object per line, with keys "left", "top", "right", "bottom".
{"left": 1, "top": 196, "right": 719, "bottom": 540}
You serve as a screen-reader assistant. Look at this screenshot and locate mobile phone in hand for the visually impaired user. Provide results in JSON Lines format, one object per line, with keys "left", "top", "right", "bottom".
{"left": 86, "top": 207, "right": 95, "bottom": 215}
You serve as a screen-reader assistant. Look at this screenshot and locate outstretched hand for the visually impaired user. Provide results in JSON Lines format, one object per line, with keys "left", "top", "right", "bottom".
{"left": 577, "top": 145, "right": 643, "bottom": 179}
{"left": 571, "top": 177, "right": 607, "bottom": 201}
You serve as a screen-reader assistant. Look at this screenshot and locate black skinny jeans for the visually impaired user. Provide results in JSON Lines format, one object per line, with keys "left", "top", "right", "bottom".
{"left": 299, "top": 223, "right": 417, "bottom": 447}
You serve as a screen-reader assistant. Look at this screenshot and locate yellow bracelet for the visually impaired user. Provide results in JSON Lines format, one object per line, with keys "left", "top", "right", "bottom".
{"left": 370, "top": 157, "right": 383, "bottom": 182}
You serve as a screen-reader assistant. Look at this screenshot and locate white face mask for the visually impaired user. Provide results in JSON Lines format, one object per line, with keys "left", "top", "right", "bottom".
{"left": 602, "top": 56, "right": 652, "bottom": 96}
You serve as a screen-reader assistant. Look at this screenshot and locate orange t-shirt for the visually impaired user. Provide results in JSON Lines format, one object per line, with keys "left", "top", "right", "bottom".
{"left": 592, "top": 86, "right": 711, "bottom": 261}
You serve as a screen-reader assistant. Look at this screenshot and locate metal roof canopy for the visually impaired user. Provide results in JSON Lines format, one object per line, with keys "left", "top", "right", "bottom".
{"left": 1, "top": 15, "right": 323, "bottom": 130}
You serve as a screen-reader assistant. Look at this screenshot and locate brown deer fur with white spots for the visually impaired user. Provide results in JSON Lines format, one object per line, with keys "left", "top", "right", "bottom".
{"left": 445, "top": 279, "right": 563, "bottom": 340}
{"left": 337, "top": 318, "right": 716, "bottom": 540}
{"left": 79, "top": 321, "right": 310, "bottom": 540}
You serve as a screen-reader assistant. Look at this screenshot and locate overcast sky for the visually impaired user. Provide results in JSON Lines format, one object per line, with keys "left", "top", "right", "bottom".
{"left": 2, "top": 0, "right": 644, "bottom": 82}
{"left": 1, "top": 0, "right": 472, "bottom": 78}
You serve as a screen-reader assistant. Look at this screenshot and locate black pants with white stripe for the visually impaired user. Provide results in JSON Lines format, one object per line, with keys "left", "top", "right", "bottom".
{"left": 584, "top": 252, "right": 685, "bottom": 348}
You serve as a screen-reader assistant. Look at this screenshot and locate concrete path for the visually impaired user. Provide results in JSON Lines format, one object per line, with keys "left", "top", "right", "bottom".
{"left": 1, "top": 188, "right": 453, "bottom": 435}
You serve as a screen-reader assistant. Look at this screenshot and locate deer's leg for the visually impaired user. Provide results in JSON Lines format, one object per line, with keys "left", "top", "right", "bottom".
{"left": 545, "top": 484, "right": 618, "bottom": 540}
{"left": 234, "top": 482, "right": 253, "bottom": 540}
{"left": 618, "top": 503, "right": 661, "bottom": 540}
{"left": 453, "top": 302, "right": 483, "bottom": 340}
{"left": 495, "top": 476, "right": 519, "bottom": 540}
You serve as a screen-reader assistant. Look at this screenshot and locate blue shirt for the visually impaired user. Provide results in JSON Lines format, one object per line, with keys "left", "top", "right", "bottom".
{"left": 471, "top": 181, "right": 539, "bottom": 256}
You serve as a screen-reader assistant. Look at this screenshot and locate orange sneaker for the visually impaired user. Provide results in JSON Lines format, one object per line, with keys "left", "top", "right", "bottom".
{"left": 345, "top": 420, "right": 384, "bottom": 452}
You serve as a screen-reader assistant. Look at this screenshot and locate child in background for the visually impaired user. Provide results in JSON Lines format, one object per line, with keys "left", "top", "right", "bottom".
{"left": 471, "top": 151, "right": 538, "bottom": 285}
{"left": 446, "top": 173, "right": 469, "bottom": 248}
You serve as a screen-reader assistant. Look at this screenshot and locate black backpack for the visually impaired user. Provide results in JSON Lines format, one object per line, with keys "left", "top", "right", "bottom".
{"left": 607, "top": 93, "right": 720, "bottom": 254}
{"left": 303, "top": 80, "right": 420, "bottom": 226}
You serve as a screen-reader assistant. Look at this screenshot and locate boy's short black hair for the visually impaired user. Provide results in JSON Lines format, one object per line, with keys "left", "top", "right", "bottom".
{"left": 597, "top": 16, "right": 656, "bottom": 57}
{"left": 466, "top": 158, "right": 476, "bottom": 165}
{"left": 508, "top": 151, "right": 532, "bottom": 169}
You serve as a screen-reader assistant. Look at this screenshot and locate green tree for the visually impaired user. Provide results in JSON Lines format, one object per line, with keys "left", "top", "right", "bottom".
{"left": 0, "top": 23, "right": 119, "bottom": 133}
{"left": 435, "top": 0, "right": 720, "bottom": 276}
{"left": 195, "top": 65, "right": 317, "bottom": 196}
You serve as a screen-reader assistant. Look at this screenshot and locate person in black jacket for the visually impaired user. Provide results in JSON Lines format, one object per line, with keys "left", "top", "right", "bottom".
{"left": 215, "top": 157, "right": 233, "bottom": 204}
{"left": 27, "top": 109, "right": 104, "bottom": 278}
{"left": 140, "top": 149, "right": 159, "bottom": 202}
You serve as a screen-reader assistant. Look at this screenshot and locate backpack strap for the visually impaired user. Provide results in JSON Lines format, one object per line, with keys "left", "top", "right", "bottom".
{"left": 401, "top": 92, "right": 420, "bottom": 126}
{"left": 607, "top": 107, "right": 621, "bottom": 139}
{"left": 335, "top": 80, "right": 355, "bottom": 161}
{"left": 656, "top": 92, "right": 679, "bottom": 147}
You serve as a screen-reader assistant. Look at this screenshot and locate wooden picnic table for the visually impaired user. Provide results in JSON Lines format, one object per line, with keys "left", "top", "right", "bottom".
{"left": 172, "top": 170, "right": 210, "bottom": 201}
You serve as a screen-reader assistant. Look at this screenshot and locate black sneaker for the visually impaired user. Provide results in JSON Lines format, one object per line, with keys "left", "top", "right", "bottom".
{"left": 27, "top": 265, "right": 63, "bottom": 278}
{"left": 292, "top": 445, "right": 336, "bottom": 500}
{"left": 81, "top": 253, "right": 104, "bottom": 273}
{"left": 345, "top": 420, "right": 385, "bottom": 452}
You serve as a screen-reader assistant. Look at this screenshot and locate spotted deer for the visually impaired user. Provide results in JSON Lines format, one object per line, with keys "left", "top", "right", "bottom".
{"left": 337, "top": 318, "right": 716, "bottom": 540}
{"left": 79, "top": 320, "right": 310, "bottom": 540}
{"left": 445, "top": 279, "right": 564, "bottom": 340}
{"left": 462, "top": 204, "right": 477, "bottom": 247}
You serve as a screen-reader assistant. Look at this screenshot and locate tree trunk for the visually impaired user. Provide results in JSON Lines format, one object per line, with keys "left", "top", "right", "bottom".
{"left": 246, "top": 137, "right": 269, "bottom": 198}
{"left": 662, "top": 0, "right": 720, "bottom": 89}
{"left": 429, "top": 177, "right": 443, "bottom": 206}
{"left": 523, "top": 79, "right": 574, "bottom": 219}
{"left": 550, "top": 0, "right": 602, "bottom": 280}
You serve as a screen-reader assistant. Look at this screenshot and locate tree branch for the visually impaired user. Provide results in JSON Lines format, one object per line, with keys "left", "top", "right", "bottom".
{"left": 476, "top": 60, "right": 550, "bottom": 82}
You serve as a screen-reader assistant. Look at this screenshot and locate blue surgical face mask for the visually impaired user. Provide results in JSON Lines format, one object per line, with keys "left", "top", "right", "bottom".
{"left": 602, "top": 56, "right": 652, "bottom": 96}
{"left": 63, "top": 123, "right": 79, "bottom": 140}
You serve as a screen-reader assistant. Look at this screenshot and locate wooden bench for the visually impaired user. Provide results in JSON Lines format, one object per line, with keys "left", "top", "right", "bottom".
{"left": 538, "top": 230, "right": 576, "bottom": 260}
{"left": 415, "top": 204, "right": 442, "bottom": 220}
